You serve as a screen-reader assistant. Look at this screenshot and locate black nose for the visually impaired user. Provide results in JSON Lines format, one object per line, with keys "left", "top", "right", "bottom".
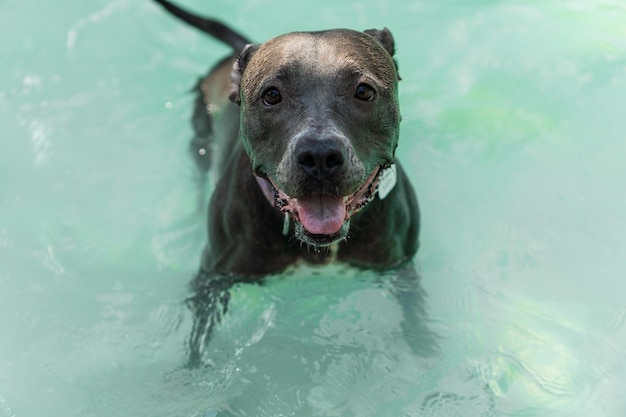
{"left": 295, "top": 139, "right": 346, "bottom": 179}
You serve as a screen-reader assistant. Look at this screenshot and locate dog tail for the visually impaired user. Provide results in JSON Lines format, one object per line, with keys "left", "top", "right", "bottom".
{"left": 152, "top": 0, "right": 251, "bottom": 52}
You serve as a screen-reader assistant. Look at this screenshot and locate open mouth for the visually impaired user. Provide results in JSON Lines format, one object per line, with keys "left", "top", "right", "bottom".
{"left": 260, "top": 167, "right": 383, "bottom": 246}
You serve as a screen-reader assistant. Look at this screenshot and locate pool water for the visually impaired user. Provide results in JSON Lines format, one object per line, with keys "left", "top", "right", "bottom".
{"left": 1, "top": 0, "right": 625, "bottom": 416}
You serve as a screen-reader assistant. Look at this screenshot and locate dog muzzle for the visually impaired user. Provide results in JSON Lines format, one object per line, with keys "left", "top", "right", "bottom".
{"left": 256, "top": 165, "right": 397, "bottom": 239}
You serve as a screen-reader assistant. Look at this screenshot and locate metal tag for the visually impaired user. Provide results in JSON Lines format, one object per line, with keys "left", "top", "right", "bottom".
{"left": 378, "top": 164, "right": 397, "bottom": 200}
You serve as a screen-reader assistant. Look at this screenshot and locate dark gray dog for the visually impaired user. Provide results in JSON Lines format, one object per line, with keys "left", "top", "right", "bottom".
{"left": 152, "top": 0, "right": 430, "bottom": 366}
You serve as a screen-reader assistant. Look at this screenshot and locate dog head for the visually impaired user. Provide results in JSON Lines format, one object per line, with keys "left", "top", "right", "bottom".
{"left": 230, "top": 28, "right": 401, "bottom": 247}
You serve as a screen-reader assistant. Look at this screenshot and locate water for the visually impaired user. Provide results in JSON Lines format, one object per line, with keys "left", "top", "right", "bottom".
{"left": 1, "top": 0, "right": 625, "bottom": 416}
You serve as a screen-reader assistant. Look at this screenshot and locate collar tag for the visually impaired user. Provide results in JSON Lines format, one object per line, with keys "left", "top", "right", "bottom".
{"left": 377, "top": 164, "right": 397, "bottom": 200}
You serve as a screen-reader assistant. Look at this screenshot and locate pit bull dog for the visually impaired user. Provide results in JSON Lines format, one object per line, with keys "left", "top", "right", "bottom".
{"left": 152, "top": 0, "right": 428, "bottom": 366}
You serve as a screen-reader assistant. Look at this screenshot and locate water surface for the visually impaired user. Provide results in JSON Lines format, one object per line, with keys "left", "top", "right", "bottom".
{"left": 1, "top": 0, "right": 625, "bottom": 416}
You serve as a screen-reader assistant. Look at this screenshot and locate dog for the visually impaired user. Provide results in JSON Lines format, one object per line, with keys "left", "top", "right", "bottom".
{"left": 152, "top": 0, "right": 428, "bottom": 366}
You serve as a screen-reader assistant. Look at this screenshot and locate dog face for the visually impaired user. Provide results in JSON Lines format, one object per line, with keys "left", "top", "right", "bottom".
{"left": 230, "top": 29, "right": 401, "bottom": 247}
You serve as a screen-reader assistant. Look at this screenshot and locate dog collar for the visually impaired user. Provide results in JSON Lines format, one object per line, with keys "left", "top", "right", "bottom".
{"left": 255, "top": 164, "right": 397, "bottom": 236}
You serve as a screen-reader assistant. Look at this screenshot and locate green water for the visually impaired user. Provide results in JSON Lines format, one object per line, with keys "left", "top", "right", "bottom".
{"left": 1, "top": 0, "right": 625, "bottom": 416}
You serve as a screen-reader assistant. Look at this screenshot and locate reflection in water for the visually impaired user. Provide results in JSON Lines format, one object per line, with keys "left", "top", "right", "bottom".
{"left": 187, "top": 263, "right": 439, "bottom": 368}
{"left": 183, "top": 264, "right": 444, "bottom": 416}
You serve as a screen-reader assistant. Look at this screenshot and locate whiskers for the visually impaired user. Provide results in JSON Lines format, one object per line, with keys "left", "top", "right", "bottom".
{"left": 287, "top": 230, "right": 345, "bottom": 258}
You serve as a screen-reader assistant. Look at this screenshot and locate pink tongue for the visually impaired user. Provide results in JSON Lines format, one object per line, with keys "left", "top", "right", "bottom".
{"left": 297, "top": 195, "right": 346, "bottom": 235}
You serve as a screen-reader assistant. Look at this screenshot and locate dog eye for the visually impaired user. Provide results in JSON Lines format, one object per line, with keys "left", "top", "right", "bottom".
{"left": 354, "top": 83, "right": 376, "bottom": 101}
{"left": 262, "top": 87, "right": 282, "bottom": 106}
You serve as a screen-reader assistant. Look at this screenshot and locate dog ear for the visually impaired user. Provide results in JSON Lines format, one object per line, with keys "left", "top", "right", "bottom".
{"left": 229, "top": 43, "right": 258, "bottom": 105}
{"left": 363, "top": 28, "right": 395, "bottom": 57}
{"left": 363, "top": 28, "right": 401, "bottom": 80}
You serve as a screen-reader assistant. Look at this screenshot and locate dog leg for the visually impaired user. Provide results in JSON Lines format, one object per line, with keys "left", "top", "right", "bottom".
{"left": 389, "top": 263, "right": 439, "bottom": 356}
{"left": 190, "top": 77, "right": 214, "bottom": 174}
{"left": 186, "top": 271, "right": 235, "bottom": 368}
{"left": 189, "top": 76, "right": 218, "bottom": 212}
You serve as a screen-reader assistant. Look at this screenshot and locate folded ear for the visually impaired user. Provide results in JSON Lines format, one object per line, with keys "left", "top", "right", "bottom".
{"left": 363, "top": 28, "right": 395, "bottom": 57}
{"left": 229, "top": 43, "right": 259, "bottom": 105}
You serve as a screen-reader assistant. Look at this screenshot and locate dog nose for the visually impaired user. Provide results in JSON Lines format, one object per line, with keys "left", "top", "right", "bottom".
{"left": 295, "top": 139, "right": 346, "bottom": 179}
